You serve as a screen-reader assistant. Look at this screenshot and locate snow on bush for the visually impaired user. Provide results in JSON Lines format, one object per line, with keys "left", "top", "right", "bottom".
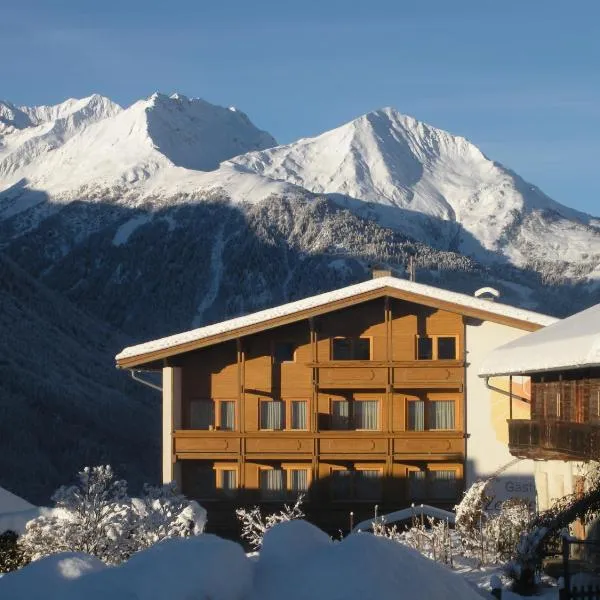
{"left": 18, "top": 466, "right": 205, "bottom": 565}
{"left": 235, "top": 494, "right": 304, "bottom": 550}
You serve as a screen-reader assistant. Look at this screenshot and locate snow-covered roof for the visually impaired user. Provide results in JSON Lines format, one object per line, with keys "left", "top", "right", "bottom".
{"left": 0, "top": 485, "right": 34, "bottom": 515}
{"left": 480, "top": 302, "right": 600, "bottom": 377}
{"left": 116, "top": 276, "right": 555, "bottom": 367}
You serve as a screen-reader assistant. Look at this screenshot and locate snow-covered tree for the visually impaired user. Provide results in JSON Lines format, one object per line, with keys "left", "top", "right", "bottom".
{"left": 130, "top": 482, "right": 206, "bottom": 551}
{"left": 19, "top": 466, "right": 205, "bottom": 565}
{"left": 235, "top": 495, "right": 304, "bottom": 550}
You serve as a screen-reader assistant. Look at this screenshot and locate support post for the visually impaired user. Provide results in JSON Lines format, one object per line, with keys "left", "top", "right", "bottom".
{"left": 162, "top": 366, "right": 182, "bottom": 485}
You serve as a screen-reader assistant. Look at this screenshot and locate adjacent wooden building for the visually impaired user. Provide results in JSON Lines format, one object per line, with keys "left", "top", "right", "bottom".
{"left": 116, "top": 275, "right": 554, "bottom": 534}
{"left": 480, "top": 302, "right": 600, "bottom": 511}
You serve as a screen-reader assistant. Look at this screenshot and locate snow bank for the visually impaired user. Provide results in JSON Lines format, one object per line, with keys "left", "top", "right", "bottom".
{"left": 0, "top": 552, "right": 106, "bottom": 600}
{"left": 250, "top": 520, "right": 482, "bottom": 600}
{"left": 1, "top": 520, "right": 484, "bottom": 600}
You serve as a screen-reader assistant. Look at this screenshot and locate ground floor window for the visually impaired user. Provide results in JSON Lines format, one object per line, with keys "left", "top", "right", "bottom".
{"left": 330, "top": 466, "right": 382, "bottom": 501}
{"left": 259, "top": 464, "right": 311, "bottom": 500}
{"left": 408, "top": 467, "right": 459, "bottom": 501}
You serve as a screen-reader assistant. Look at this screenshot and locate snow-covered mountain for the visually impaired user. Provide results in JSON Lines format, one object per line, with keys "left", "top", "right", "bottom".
{"left": 1, "top": 92, "right": 599, "bottom": 501}
{"left": 229, "top": 107, "right": 600, "bottom": 273}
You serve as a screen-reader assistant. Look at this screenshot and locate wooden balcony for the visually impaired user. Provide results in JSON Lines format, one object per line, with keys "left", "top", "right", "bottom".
{"left": 508, "top": 419, "right": 600, "bottom": 460}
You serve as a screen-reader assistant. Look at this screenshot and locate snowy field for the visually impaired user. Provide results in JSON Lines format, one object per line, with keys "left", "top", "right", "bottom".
{"left": 0, "top": 519, "right": 559, "bottom": 600}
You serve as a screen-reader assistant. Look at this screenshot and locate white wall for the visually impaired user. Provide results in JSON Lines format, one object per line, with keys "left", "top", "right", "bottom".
{"left": 534, "top": 460, "right": 587, "bottom": 512}
{"left": 465, "top": 320, "right": 536, "bottom": 510}
{"left": 162, "top": 367, "right": 182, "bottom": 485}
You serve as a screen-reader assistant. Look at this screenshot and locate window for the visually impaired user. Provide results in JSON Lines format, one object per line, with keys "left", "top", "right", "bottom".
{"left": 274, "top": 342, "right": 295, "bottom": 363}
{"left": 408, "top": 469, "right": 458, "bottom": 500}
{"left": 260, "top": 400, "right": 285, "bottom": 430}
{"left": 184, "top": 462, "right": 217, "bottom": 499}
{"left": 218, "top": 469, "right": 237, "bottom": 498}
{"left": 416, "top": 336, "right": 458, "bottom": 360}
{"left": 407, "top": 399, "right": 456, "bottom": 431}
{"left": 408, "top": 470, "right": 426, "bottom": 499}
{"left": 220, "top": 401, "right": 235, "bottom": 431}
{"left": 260, "top": 468, "right": 285, "bottom": 500}
{"left": 260, "top": 467, "right": 310, "bottom": 499}
{"left": 437, "top": 337, "right": 457, "bottom": 360}
{"left": 288, "top": 469, "right": 309, "bottom": 494}
{"left": 331, "top": 468, "right": 382, "bottom": 501}
{"left": 290, "top": 401, "right": 307, "bottom": 430}
{"left": 332, "top": 337, "right": 371, "bottom": 360}
{"left": 417, "top": 337, "right": 433, "bottom": 360}
{"left": 331, "top": 399, "right": 379, "bottom": 430}
{"left": 430, "top": 470, "right": 457, "bottom": 499}
{"left": 189, "top": 399, "right": 235, "bottom": 430}
{"left": 428, "top": 401, "right": 455, "bottom": 430}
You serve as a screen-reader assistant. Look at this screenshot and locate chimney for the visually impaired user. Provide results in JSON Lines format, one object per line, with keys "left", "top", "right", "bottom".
{"left": 371, "top": 267, "right": 392, "bottom": 279}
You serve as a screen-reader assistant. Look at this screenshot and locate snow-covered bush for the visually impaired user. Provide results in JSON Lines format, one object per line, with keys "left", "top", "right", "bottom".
{"left": 235, "top": 495, "right": 304, "bottom": 550}
{"left": 454, "top": 478, "right": 491, "bottom": 555}
{"left": 18, "top": 466, "right": 204, "bottom": 565}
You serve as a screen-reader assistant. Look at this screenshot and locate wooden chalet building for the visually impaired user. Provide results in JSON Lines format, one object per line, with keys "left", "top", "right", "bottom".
{"left": 116, "top": 274, "right": 554, "bottom": 534}
{"left": 480, "top": 302, "right": 600, "bottom": 511}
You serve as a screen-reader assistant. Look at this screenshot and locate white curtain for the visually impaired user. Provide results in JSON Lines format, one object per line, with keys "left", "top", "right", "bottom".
{"left": 429, "top": 401, "right": 455, "bottom": 430}
{"left": 408, "top": 401, "right": 425, "bottom": 431}
{"left": 355, "top": 401, "right": 378, "bottom": 430}
{"left": 221, "top": 470, "right": 237, "bottom": 497}
{"left": 408, "top": 470, "right": 426, "bottom": 498}
{"left": 220, "top": 401, "right": 235, "bottom": 430}
{"left": 291, "top": 401, "right": 307, "bottom": 430}
{"left": 289, "top": 469, "right": 309, "bottom": 493}
{"left": 261, "top": 401, "right": 284, "bottom": 430}
{"left": 332, "top": 400, "right": 350, "bottom": 429}
{"left": 190, "top": 400, "right": 214, "bottom": 429}
{"left": 261, "top": 469, "right": 284, "bottom": 499}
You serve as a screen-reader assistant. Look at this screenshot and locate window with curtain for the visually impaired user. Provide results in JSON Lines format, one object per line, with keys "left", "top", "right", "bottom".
{"left": 355, "top": 470, "right": 382, "bottom": 500}
{"left": 331, "top": 400, "right": 350, "bottom": 429}
{"left": 408, "top": 470, "right": 426, "bottom": 499}
{"left": 430, "top": 470, "right": 457, "bottom": 499}
{"left": 260, "top": 401, "right": 285, "bottom": 430}
{"left": 220, "top": 401, "right": 235, "bottom": 430}
{"left": 291, "top": 401, "right": 307, "bottom": 430}
{"left": 288, "top": 469, "right": 309, "bottom": 494}
{"left": 354, "top": 401, "right": 379, "bottom": 430}
{"left": 331, "top": 470, "right": 352, "bottom": 500}
{"left": 190, "top": 399, "right": 214, "bottom": 429}
{"left": 220, "top": 469, "right": 237, "bottom": 498}
{"left": 407, "top": 400, "right": 425, "bottom": 431}
{"left": 260, "top": 469, "right": 285, "bottom": 500}
{"left": 428, "top": 401, "right": 455, "bottom": 430}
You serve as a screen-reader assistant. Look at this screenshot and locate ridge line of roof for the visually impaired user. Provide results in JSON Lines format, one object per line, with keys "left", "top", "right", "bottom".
{"left": 116, "top": 276, "right": 556, "bottom": 363}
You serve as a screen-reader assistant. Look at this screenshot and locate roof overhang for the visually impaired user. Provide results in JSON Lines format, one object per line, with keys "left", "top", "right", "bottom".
{"left": 116, "top": 282, "right": 552, "bottom": 370}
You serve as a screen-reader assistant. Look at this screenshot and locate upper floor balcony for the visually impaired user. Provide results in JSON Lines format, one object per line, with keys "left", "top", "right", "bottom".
{"left": 507, "top": 419, "right": 600, "bottom": 461}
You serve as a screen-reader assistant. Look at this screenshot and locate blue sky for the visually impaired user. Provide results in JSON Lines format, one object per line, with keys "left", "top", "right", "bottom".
{"left": 3, "top": 0, "right": 599, "bottom": 214}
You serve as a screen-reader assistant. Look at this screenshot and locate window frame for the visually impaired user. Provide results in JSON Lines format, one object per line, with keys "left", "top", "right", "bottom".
{"left": 214, "top": 465, "right": 239, "bottom": 498}
{"left": 329, "top": 397, "right": 380, "bottom": 431}
{"left": 329, "top": 464, "right": 384, "bottom": 502}
{"left": 331, "top": 336, "right": 373, "bottom": 361}
{"left": 406, "top": 397, "right": 457, "bottom": 431}
{"left": 415, "top": 335, "right": 459, "bottom": 361}
{"left": 188, "top": 398, "right": 237, "bottom": 431}
{"left": 407, "top": 466, "right": 460, "bottom": 501}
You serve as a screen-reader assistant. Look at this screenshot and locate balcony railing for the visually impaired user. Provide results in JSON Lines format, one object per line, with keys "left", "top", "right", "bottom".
{"left": 508, "top": 419, "right": 600, "bottom": 460}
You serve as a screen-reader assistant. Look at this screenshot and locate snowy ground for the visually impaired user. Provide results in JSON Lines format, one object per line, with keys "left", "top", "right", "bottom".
{"left": 0, "top": 519, "right": 560, "bottom": 600}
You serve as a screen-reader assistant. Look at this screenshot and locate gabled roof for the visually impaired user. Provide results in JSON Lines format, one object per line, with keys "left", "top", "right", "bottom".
{"left": 480, "top": 302, "right": 600, "bottom": 377}
{"left": 116, "top": 276, "right": 556, "bottom": 369}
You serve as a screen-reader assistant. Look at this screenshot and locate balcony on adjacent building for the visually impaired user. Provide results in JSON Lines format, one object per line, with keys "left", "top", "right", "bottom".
{"left": 507, "top": 419, "right": 600, "bottom": 461}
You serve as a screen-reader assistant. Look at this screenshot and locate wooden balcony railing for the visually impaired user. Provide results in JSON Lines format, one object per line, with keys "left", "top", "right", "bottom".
{"left": 508, "top": 419, "right": 600, "bottom": 461}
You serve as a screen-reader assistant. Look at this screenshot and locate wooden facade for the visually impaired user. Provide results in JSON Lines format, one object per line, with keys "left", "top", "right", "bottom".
{"left": 163, "top": 297, "right": 468, "bottom": 534}
{"left": 508, "top": 368, "right": 600, "bottom": 461}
